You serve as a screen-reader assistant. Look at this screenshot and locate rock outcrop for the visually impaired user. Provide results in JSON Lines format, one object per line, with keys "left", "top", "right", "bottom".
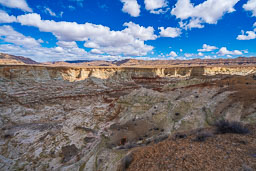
{"left": 0, "top": 65, "right": 256, "bottom": 170}
{"left": 0, "top": 65, "right": 256, "bottom": 82}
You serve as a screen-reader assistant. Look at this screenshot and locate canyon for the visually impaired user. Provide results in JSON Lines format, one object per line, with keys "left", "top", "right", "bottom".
{"left": 0, "top": 61, "right": 256, "bottom": 170}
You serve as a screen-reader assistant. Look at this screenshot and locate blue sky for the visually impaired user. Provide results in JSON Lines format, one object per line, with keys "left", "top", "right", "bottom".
{"left": 0, "top": 0, "right": 255, "bottom": 62}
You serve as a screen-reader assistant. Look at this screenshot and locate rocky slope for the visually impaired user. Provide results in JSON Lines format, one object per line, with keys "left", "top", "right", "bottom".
{"left": 0, "top": 65, "right": 256, "bottom": 170}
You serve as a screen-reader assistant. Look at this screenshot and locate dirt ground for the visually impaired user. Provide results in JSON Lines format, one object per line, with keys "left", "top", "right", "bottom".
{"left": 126, "top": 125, "right": 256, "bottom": 171}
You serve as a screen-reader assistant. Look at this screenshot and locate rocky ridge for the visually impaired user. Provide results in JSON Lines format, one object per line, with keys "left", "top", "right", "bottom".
{"left": 0, "top": 53, "right": 39, "bottom": 65}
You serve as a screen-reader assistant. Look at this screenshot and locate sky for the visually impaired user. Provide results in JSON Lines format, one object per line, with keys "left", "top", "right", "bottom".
{"left": 0, "top": 0, "right": 255, "bottom": 62}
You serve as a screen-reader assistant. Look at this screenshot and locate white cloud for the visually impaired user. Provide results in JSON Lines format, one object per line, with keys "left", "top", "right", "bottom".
{"left": 158, "top": 27, "right": 181, "bottom": 38}
{"left": 171, "top": 0, "right": 239, "bottom": 29}
{"left": 0, "top": 25, "right": 92, "bottom": 62}
{"left": 237, "top": 30, "right": 256, "bottom": 40}
{"left": 180, "top": 49, "right": 183, "bottom": 52}
{"left": 0, "top": 43, "right": 91, "bottom": 62}
{"left": 44, "top": 7, "right": 56, "bottom": 17}
{"left": 0, "top": 10, "right": 17, "bottom": 23}
{"left": 179, "top": 18, "right": 204, "bottom": 30}
{"left": 198, "top": 44, "right": 218, "bottom": 52}
{"left": 243, "top": 0, "right": 256, "bottom": 16}
{"left": 254, "top": 22, "right": 256, "bottom": 27}
{"left": 198, "top": 52, "right": 203, "bottom": 56}
{"left": 0, "top": 0, "right": 32, "bottom": 12}
{"left": 144, "top": 0, "right": 169, "bottom": 14}
{"left": 242, "top": 50, "right": 249, "bottom": 53}
{"left": 38, "top": 39, "right": 44, "bottom": 43}
{"left": 217, "top": 47, "right": 243, "bottom": 56}
{"left": 120, "top": 0, "right": 140, "bottom": 17}
{"left": 233, "top": 50, "right": 242, "bottom": 55}
{"left": 123, "top": 22, "right": 157, "bottom": 41}
{"left": 91, "top": 49, "right": 103, "bottom": 54}
{"left": 204, "top": 55, "right": 214, "bottom": 59}
{"left": 57, "top": 41, "right": 77, "bottom": 48}
{"left": 0, "top": 25, "right": 41, "bottom": 47}
{"left": 169, "top": 51, "right": 177, "bottom": 57}
{"left": 184, "top": 53, "right": 193, "bottom": 58}
{"left": 17, "top": 13, "right": 154, "bottom": 56}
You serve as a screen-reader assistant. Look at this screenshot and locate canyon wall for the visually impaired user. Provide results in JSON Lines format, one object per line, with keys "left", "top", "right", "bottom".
{"left": 1, "top": 64, "right": 256, "bottom": 170}
{"left": 0, "top": 65, "right": 256, "bottom": 82}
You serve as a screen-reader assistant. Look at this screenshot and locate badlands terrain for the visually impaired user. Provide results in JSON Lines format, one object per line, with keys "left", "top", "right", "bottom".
{"left": 0, "top": 53, "right": 256, "bottom": 170}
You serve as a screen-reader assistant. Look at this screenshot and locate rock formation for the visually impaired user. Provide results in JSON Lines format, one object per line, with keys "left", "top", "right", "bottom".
{"left": 0, "top": 63, "right": 256, "bottom": 170}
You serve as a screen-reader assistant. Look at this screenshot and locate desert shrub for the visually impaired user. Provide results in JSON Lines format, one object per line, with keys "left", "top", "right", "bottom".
{"left": 124, "top": 143, "right": 138, "bottom": 149}
{"left": 118, "top": 154, "right": 133, "bottom": 171}
{"left": 215, "top": 120, "right": 249, "bottom": 134}
{"left": 175, "top": 133, "right": 187, "bottom": 139}
{"left": 194, "top": 132, "right": 213, "bottom": 142}
{"left": 154, "top": 135, "right": 168, "bottom": 143}
{"left": 253, "top": 74, "right": 256, "bottom": 80}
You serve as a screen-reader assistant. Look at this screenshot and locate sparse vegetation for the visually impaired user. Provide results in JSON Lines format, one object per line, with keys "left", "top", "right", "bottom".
{"left": 253, "top": 74, "right": 256, "bottom": 80}
{"left": 194, "top": 132, "right": 213, "bottom": 142}
{"left": 153, "top": 135, "right": 168, "bottom": 143}
{"left": 175, "top": 133, "right": 187, "bottom": 139}
{"left": 118, "top": 153, "right": 133, "bottom": 171}
{"left": 215, "top": 120, "right": 249, "bottom": 134}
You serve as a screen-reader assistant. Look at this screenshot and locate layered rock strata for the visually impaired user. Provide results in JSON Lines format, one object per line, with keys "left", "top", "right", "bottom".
{"left": 0, "top": 65, "right": 256, "bottom": 170}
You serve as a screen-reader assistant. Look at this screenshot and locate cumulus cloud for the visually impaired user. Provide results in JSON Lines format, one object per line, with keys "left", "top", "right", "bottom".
{"left": 123, "top": 22, "right": 157, "bottom": 41}
{"left": 0, "top": 42, "right": 91, "bottom": 62}
{"left": 120, "top": 0, "right": 140, "bottom": 17}
{"left": 0, "top": 0, "right": 32, "bottom": 12}
{"left": 169, "top": 51, "right": 177, "bottom": 57}
{"left": 158, "top": 27, "right": 182, "bottom": 38}
{"left": 17, "top": 13, "right": 154, "bottom": 56}
{"left": 0, "top": 25, "right": 41, "bottom": 47}
{"left": 243, "top": 0, "right": 256, "bottom": 16}
{"left": 198, "top": 44, "right": 218, "bottom": 52}
{"left": 179, "top": 18, "right": 204, "bottom": 30}
{"left": 217, "top": 47, "right": 243, "bottom": 56}
{"left": 0, "top": 10, "right": 17, "bottom": 23}
{"left": 0, "top": 25, "right": 93, "bottom": 62}
{"left": 144, "top": 0, "right": 169, "bottom": 14}
{"left": 198, "top": 52, "right": 203, "bottom": 56}
{"left": 171, "top": 0, "right": 239, "bottom": 29}
{"left": 237, "top": 30, "right": 256, "bottom": 40}
{"left": 90, "top": 49, "right": 103, "bottom": 54}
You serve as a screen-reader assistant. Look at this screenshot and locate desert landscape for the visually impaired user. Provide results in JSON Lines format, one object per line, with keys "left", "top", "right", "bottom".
{"left": 1, "top": 0, "right": 256, "bottom": 170}
{"left": 0, "top": 53, "right": 256, "bottom": 170}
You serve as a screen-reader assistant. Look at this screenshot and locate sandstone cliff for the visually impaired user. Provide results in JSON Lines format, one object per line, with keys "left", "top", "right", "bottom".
{"left": 0, "top": 65, "right": 256, "bottom": 82}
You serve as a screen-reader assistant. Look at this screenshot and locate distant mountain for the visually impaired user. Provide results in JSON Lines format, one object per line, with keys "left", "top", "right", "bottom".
{"left": 65, "top": 60, "right": 92, "bottom": 63}
{"left": 113, "top": 57, "right": 256, "bottom": 66}
{"left": 48, "top": 60, "right": 115, "bottom": 67}
{"left": 0, "top": 53, "right": 39, "bottom": 65}
{"left": 1, "top": 52, "right": 256, "bottom": 67}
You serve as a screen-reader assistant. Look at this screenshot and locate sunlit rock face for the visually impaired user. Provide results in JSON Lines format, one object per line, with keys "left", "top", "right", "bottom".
{"left": 0, "top": 65, "right": 256, "bottom": 170}
{"left": 1, "top": 65, "right": 256, "bottom": 82}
